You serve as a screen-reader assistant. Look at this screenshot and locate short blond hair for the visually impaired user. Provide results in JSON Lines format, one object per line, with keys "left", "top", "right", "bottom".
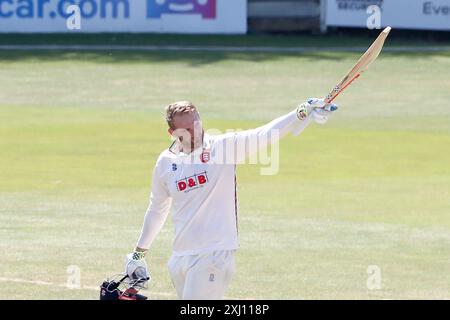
{"left": 165, "top": 101, "right": 198, "bottom": 129}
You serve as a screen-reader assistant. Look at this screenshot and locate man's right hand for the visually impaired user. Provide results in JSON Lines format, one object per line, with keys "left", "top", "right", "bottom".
{"left": 125, "top": 251, "right": 150, "bottom": 287}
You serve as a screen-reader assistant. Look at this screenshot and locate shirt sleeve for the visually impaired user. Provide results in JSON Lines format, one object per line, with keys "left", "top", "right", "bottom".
{"left": 136, "top": 158, "right": 172, "bottom": 250}
{"left": 215, "top": 109, "right": 313, "bottom": 164}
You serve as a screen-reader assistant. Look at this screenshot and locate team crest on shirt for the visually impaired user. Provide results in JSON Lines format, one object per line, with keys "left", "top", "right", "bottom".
{"left": 176, "top": 171, "right": 209, "bottom": 193}
{"left": 200, "top": 149, "right": 210, "bottom": 163}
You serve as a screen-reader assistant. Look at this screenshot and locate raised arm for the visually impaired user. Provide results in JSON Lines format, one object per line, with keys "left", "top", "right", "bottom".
{"left": 215, "top": 98, "right": 337, "bottom": 165}
{"left": 232, "top": 109, "right": 303, "bottom": 163}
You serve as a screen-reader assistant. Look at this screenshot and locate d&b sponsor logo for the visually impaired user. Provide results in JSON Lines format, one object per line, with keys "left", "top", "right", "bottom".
{"left": 176, "top": 172, "right": 209, "bottom": 193}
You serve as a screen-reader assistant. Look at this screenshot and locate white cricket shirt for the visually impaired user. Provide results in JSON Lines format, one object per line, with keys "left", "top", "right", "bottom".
{"left": 136, "top": 109, "right": 312, "bottom": 256}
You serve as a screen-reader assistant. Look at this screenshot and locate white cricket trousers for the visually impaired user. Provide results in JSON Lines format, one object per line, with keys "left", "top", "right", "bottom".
{"left": 167, "top": 250, "right": 236, "bottom": 300}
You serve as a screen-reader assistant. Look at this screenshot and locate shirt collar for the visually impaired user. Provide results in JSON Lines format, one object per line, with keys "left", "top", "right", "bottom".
{"left": 169, "top": 132, "right": 210, "bottom": 156}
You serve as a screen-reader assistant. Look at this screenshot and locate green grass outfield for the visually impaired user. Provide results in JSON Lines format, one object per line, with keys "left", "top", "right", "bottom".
{"left": 0, "top": 40, "right": 450, "bottom": 299}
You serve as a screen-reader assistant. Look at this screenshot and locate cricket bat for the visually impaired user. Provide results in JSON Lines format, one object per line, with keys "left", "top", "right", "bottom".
{"left": 293, "top": 27, "right": 391, "bottom": 136}
{"left": 324, "top": 26, "right": 392, "bottom": 104}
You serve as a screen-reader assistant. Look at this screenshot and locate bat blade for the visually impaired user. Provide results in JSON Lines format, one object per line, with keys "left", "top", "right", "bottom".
{"left": 325, "top": 26, "right": 391, "bottom": 104}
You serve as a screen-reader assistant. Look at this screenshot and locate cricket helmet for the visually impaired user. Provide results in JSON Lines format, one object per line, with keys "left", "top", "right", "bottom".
{"left": 99, "top": 274, "right": 148, "bottom": 301}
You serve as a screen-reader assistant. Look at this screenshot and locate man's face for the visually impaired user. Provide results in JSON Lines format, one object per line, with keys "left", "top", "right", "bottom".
{"left": 169, "top": 111, "right": 203, "bottom": 153}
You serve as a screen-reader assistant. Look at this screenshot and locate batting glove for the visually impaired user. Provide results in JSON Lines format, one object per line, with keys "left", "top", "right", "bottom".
{"left": 296, "top": 98, "right": 338, "bottom": 124}
{"left": 125, "top": 251, "right": 150, "bottom": 288}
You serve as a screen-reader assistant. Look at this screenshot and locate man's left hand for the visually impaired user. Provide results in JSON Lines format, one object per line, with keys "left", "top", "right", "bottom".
{"left": 296, "top": 98, "right": 338, "bottom": 124}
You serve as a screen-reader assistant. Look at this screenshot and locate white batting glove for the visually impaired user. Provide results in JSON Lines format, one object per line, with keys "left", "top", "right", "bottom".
{"left": 296, "top": 98, "right": 338, "bottom": 124}
{"left": 125, "top": 252, "right": 150, "bottom": 288}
